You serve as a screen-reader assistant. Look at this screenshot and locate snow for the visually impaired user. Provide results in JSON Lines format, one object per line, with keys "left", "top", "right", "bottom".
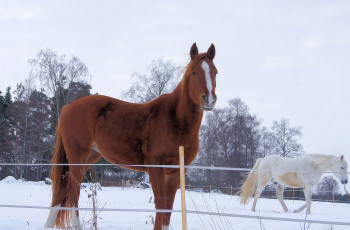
{"left": 0, "top": 178, "right": 349, "bottom": 230}
{"left": 1, "top": 176, "right": 18, "bottom": 183}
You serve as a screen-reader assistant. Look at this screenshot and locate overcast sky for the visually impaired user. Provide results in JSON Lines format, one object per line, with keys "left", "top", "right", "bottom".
{"left": 0, "top": 1, "right": 349, "bottom": 160}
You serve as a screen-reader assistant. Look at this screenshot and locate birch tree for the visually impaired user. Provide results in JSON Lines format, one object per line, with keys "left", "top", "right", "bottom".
{"left": 29, "top": 48, "right": 89, "bottom": 124}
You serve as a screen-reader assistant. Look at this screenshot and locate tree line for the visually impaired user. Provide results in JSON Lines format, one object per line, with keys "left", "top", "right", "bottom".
{"left": 0, "top": 48, "right": 92, "bottom": 180}
{"left": 1, "top": 49, "right": 309, "bottom": 191}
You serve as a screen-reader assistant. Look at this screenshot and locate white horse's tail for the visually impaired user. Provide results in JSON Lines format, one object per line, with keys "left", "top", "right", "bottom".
{"left": 240, "top": 158, "right": 263, "bottom": 205}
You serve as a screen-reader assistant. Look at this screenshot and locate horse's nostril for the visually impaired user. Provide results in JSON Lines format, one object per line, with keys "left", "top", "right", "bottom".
{"left": 202, "top": 95, "right": 207, "bottom": 102}
{"left": 345, "top": 180, "right": 348, "bottom": 184}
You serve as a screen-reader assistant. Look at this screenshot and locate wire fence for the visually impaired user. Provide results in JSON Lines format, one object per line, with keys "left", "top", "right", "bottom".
{"left": 0, "top": 162, "right": 349, "bottom": 228}
{"left": 0, "top": 162, "right": 349, "bottom": 174}
{"left": 0, "top": 204, "right": 350, "bottom": 227}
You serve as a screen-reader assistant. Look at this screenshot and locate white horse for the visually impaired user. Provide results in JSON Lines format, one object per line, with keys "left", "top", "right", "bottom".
{"left": 239, "top": 154, "right": 348, "bottom": 214}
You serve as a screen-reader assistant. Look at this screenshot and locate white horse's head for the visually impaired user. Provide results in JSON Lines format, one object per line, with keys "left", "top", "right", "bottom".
{"left": 333, "top": 155, "right": 348, "bottom": 185}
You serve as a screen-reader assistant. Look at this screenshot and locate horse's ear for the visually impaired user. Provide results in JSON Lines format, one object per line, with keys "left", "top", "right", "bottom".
{"left": 190, "top": 43, "right": 198, "bottom": 60}
{"left": 207, "top": 43, "right": 216, "bottom": 60}
{"left": 341, "top": 155, "right": 344, "bottom": 161}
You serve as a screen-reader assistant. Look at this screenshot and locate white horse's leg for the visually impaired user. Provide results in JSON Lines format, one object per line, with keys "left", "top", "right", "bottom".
{"left": 294, "top": 203, "right": 307, "bottom": 213}
{"left": 72, "top": 206, "right": 82, "bottom": 230}
{"left": 44, "top": 204, "right": 61, "bottom": 229}
{"left": 294, "top": 186, "right": 312, "bottom": 214}
{"left": 252, "top": 172, "right": 271, "bottom": 212}
{"left": 274, "top": 183, "right": 288, "bottom": 212}
{"left": 304, "top": 186, "right": 313, "bottom": 214}
{"left": 251, "top": 184, "right": 265, "bottom": 211}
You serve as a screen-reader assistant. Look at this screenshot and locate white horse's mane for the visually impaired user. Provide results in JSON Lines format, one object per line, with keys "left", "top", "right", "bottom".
{"left": 307, "top": 154, "right": 336, "bottom": 168}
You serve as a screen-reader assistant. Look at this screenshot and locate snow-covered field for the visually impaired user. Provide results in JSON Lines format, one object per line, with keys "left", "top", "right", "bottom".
{"left": 0, "top": 177, "right": 349, "bottom": 230}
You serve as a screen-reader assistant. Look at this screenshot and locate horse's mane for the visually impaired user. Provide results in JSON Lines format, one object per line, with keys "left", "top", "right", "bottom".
{"left": 309, "top": 154, "right": 335, "bottom": 168}
{"left": 180, "top": 53, "right": 208, "bottom": 91}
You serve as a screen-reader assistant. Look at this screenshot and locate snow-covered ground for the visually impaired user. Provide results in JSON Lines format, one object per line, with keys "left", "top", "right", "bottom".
{"left": 0, "top": 176, "right": 349, "bottom": 230}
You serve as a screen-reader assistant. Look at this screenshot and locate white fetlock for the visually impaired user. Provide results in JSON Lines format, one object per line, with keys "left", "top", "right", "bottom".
{"left": 44, "top": 204, "right": 61, "bottom": 229}
{"left": 162, "top": 225, "right": 170, "bottom": 230}
{"left": 72, "top": 206, "right": 82, "bottom": 230}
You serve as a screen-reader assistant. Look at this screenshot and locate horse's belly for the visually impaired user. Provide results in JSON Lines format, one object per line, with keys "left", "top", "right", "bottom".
{"left": 95, "top": 139, "right": 144, "bottom": 164}
{"left": 275, "top": 172, "right": 302, "bottom": 188}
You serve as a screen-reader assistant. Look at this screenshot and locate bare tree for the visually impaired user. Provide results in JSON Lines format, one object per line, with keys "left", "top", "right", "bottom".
{"left": 7, "top": 80, "right": 35, "bottom": 178}
{"left": 190, "top": 98, "right": 262, "bottom": 188}
{"left": 315, "top": 176, "right": 340, "bottom": 198}
{"left": 29, "top": 48, "right": 89, "bottom": 123}
{"left": 259, "top": 127, "right": 274, "bottom": 158}
{"left": 270, "top": 118, "right": 303, "bottom": 157}
{"left": 122, "top": 57, "right": 180, "bottom": 103}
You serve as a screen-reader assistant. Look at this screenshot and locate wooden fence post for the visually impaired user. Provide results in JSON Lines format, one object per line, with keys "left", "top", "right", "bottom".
{"left": 179, "top": 146, "right": 187, "bottom": 230}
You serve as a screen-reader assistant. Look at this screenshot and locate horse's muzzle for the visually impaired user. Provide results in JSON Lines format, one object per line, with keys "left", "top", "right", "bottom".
{"left": 202, "top": 105, "right": 215, "bottom": 111}
{"left": 201, "top": 95, "right": 217, "bottom": 111}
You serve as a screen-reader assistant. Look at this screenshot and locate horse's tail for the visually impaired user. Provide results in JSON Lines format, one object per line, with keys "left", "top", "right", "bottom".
{"left": 50, "top": 126, "right": 71, "bottom": 228}
{"left": 239, "top": 158, "right": 263, "bottom": 205}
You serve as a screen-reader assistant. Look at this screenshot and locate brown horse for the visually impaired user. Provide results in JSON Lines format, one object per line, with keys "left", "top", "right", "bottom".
{"left": 44, "top": 43, "right": 217, "bottom": 230}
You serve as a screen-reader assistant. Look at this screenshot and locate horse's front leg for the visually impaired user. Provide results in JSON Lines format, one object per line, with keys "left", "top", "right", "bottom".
{"left": 148, "top": 167, "right": 167, "bottom": 230}
{"left": 163, "top": 169, "right": 181, "bottom": 229}
{"left": 304, "top": 186, "right": 313, "bottom": 214}
{"left": 294, "top": 186, "right": 312, "bottom": 214}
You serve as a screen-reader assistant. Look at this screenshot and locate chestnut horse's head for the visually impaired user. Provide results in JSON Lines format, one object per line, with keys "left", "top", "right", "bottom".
{"left": 186, "top": 43, "right": 218, "bottom": 111}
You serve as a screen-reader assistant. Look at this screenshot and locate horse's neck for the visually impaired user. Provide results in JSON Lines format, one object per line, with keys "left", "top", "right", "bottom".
{"left": 170, "top": 81, "right": 203, "bottom": 131}
{"left": 312, "top": 155, "right": 336, "bottom": 172}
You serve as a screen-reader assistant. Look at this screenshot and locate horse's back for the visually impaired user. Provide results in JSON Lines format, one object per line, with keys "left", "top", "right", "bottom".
{"left": 60, "top": 95, "right": 119, "bottom": 128}
{"left": 259, "top": 155, "right": 285, "bottom": 170}
{"left": 260, "top": 155, "right": 300, "bottom": 170}
{"left": 259, "top": 155, "right": 312, "bottom": 188}
{"left": 58, "top": 95, "right": 130, "bottom": 146}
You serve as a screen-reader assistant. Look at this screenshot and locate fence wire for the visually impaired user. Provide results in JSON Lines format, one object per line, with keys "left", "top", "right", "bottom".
{"left": 0, "top": 162, "right": 349, "bottom": 227}
{"left": 0, "top": 204, "right": 349, "bottom": 227}
{"left": 0, "top": 162, "right": 349, "bottom": 174}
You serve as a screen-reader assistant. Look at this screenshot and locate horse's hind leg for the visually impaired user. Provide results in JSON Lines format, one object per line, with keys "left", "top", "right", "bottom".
{"left": 62, "top": 139, "right": 97, "bottom": 229}
{"left": 45, "top": 149, "right": 100, "bottom": 230}
{"left": 273, "top": 182, "right": 288, "bottom": 212}
{"left": 252, "top": 184, "right": 265, "bottom": 211}
{"left": 67, "top": 165, "right": 87, "bottom": 229}
{"left": 44, "top": 204, "right": 61, "bottom": 229}
{"left": 68, "top": 150, "right": 102, "bottom": 229}
{"left": 252, "top": 172, "right": 271, "bottom": 211}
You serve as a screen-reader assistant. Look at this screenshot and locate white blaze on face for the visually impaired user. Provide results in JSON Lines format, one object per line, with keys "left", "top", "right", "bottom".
{"left": 201, "top": 61, "right": 213, "bottom": 105}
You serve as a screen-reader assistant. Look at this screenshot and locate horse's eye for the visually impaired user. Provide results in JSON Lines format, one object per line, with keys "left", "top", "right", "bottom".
{"left": 341, "top": 167, "right": 344, "bottom": 169}
{"left": 192, "top": 72, "right": 196, "bottom": 75}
